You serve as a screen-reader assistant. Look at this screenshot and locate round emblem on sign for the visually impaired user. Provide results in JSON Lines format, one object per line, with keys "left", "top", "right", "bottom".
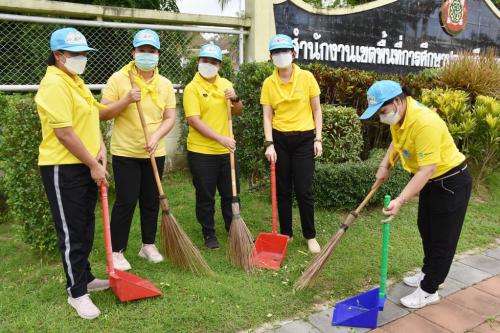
{"left": 440, "top": 0, "right": 468, "bottom": 36}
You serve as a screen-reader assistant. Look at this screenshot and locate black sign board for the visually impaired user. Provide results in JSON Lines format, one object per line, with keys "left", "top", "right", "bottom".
{"left": 274, "top": 0, "right": 500, "bottom": 74}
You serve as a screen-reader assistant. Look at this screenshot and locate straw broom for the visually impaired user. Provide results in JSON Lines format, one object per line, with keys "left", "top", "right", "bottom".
{"left": 129, "top": 72, "right": 212, "bottom": 276}
{"left": 226, "top": 99, "right": 255, "bottom": 272}
{"left": 294, "top": 155, "right": 399, "bottom": 290}
{"left": 293, "top": 179, "right": 384, "bottom": 291}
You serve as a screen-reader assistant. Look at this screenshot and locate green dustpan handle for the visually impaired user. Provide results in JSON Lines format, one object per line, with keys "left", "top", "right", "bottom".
{"left": 379, "top": 195, "right": 391, "bottom": 300}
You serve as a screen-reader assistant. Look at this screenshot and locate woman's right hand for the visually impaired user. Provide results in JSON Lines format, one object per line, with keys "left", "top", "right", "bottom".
{"left": 91, "top": 162, "right": 109, "bottom": 187}
{"left": 127, "top": 88, "right": 141, "bottom": 103}
{"left": 265, "top": 145, "right": 277, "bottom": 163}
{"left": 219, "top": 136, "right": 236, "bottom": 152}
{"left": 375, "top": 165, "right": 390, "bottom": 185}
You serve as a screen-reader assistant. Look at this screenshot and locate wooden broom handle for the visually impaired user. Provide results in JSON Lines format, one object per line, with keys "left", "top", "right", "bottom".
{"left": 226, "top": 99, "right": 238, "bottom": 198}
{"left": 353, "top": 154, "right": 401, "bottom": 215}
{"left": 128, "top": 71, "right": 166, "bottom": 199}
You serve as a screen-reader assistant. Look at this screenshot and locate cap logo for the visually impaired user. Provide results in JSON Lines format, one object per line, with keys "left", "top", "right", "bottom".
{"left": 138, "top": 32, "right": 155, "bottom": 41}
{"left": 367, "top": 95, "right": 377, "bottom": 105}
{"left": 65, "top": 32, "right": 86, "bottom": 45}
{"left": 204, "top": 46, "right": 219, "bottom": 55}
{"left": 274, "top": 37, "right": 287, "bottom": 44}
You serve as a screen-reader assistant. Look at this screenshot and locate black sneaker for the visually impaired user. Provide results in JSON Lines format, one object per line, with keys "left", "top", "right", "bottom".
{"left": 204, "top": 235, "right": 220, "bottom": 250}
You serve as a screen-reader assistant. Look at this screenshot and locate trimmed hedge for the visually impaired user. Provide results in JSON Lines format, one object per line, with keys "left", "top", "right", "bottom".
{"left": 0, "top": 93, "right": 113, "bottom": 253}
{"left": 0, "top": 93, "right": 56, "bottom": 252}
{"left": 313, "top": 149, "right": 409, "bottom": 210}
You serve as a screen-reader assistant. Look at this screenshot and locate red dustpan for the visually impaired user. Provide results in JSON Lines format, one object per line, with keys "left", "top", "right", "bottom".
{"left": 100, "top": 184, "right": 162, "bottom": 302}
{"left": 252, "top": 161, "right": 289, "bottom": 270}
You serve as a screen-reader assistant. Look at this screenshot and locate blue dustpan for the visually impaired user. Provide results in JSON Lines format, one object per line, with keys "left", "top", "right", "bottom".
{"left": 332, "top": 195, "right": 391, "bottom": 329}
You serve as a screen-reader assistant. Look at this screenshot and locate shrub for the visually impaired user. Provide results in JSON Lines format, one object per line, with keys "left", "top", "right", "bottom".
{"left": 439, "top": 49, "right": 500, "bottom": 100}
{"left": 0, "top": 93, "right": 114, "bottom": 252}
{"left": 0, "top": 93, "right": 56, "bottom": 252}
{"left": 313, "top": 149, "right": 409, "bottom": 210}
{"left": 321, "top": 104, "right": 363, "bottom": 163}
{"left": 233, "top": 61, "right": 274, "bottom": 184}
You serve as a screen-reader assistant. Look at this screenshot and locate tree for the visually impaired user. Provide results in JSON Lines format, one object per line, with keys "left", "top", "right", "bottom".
{"left": 53, "top": 0, "right": 179, "bottom": 11}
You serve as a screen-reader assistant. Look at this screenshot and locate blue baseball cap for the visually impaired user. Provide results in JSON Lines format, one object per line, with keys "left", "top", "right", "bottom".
{"left": 133, "top": 29, "right": 161, "bottom": 49}
{"left": 268, "top": 34, "right": 294, "bottom": 51}
{"left": 360, "top": 80, "right": 403, "bottom": 120}
{"left": 198, "top": 44, "right": 222, "bottom": 61}
{"left": 50, "top": 28, "right": 96, "bottom": 52}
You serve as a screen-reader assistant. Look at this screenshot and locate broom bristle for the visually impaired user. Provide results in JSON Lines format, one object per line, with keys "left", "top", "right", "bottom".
{"left": 160, "top": 213, "right": 213, "bottom": 276}
{"left": 293, "top": 229, "right": 345, "bottom": 291}
{"left": 228, "top": 214, "right": 255, "bottom": 272}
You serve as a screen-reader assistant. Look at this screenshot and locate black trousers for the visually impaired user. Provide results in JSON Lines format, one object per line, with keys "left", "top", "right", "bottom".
{"left": 40, "top": 164, "right": 97, "bottom": 298}
{"left": 418, "top": 165, "right": 472, "bottom": 294}
{"left": 187, "top": 151, "right": 239, "bottom": 238}
{"left": 273, "top": 129, "right": 316, "bottom": 239}
{"left": 110, "top": 155, "right": 165, "bottom": 252}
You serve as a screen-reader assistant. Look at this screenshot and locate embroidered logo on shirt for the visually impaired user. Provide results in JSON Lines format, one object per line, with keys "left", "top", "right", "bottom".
{"left": 418, "top": 152, "right": 433, "bottom": 159}
{"left": 403, "top": 149, "right": 411, "bottom": 159}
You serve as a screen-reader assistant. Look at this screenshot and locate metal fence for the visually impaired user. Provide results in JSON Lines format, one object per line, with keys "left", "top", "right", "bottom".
{"left": 0, "top": 13, "right": 246, "bottom": 91}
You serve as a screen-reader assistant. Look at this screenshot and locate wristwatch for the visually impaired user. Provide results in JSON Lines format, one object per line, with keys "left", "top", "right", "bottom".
{"left": 264, "top": 140, "right": 274, "bottom": 148}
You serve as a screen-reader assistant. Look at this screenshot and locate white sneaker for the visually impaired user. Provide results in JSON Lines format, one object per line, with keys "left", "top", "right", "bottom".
{"left": 112, "top": 252, "right": 131, "bottom": 271}
{"left": 403, "top": 270, "right": 444, "bottom": 289}
{"left": 67, "top": 294, "right": 100, "bottom": 320}
{"left": 403, "top": 271, "right": 425, "bottom": 287}
{"left": 139, "top": 244, "right": 164, "bottom": 263}
{"left": 307, "top": 238, "right": 321, "bottom": 254}
{"left": 87, "top": 278, "right": 109, "bottom": 292}
{"left": 400, "top": 287, "right": 440, "bottom": 309}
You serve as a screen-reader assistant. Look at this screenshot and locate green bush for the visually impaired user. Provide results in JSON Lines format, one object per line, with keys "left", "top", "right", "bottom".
{"left": 232, "top": 61, "right": 274, "bottom": 184}
{"left": 0, "top": 93, "right": 114, "bottom": 252}
{"left": 313, "top": 149, "right": 409, "bottom": 210}
{"left": 0, "top": 93, "right": 56, "bottom": 252}
{"left": 321, "top": 104, "right": 362, "bottom": 163}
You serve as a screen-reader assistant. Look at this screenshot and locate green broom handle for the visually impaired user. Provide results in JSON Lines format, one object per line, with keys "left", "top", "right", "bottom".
{"left": 379, "top": 195, "right": 391, "bottom": 299}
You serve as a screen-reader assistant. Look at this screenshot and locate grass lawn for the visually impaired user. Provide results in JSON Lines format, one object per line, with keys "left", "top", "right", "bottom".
{"left": 1, "top": 169, "right": 499, "bottom": 332}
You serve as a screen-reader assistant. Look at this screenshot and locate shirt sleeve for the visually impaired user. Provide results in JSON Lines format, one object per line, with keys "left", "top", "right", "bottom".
{"left": 35, "top": 80, "right": 73, "bottom": 128}
{"left": 183, "top": 84, "right": 200, "bottom": 117}
{"left": 101, "top": 74, "right": 119, "bottom": 102}
{"left": 165, "top": 83, "right": 176, "bottom": 109}
{"left": 414, "top": 125, "right": 442, "bottom": 166}
{"left": 260, "top": 79, "right": 271, "bottom": 105}
{"left": 308, "top": 72, "right": 321, "bottom": 98}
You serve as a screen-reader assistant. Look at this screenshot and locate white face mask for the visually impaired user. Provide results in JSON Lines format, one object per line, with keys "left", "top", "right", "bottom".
{"left": 198, "top": 62, "right": 219, "bottom": 79}
{"left": 379, "top": 109, "right": 401, "bottom": 125}
{"left": 63, "top": 55, "right": 87, "bottom": 75}
{"left": 272, "top": 52, "right": 293, "bottom": 68}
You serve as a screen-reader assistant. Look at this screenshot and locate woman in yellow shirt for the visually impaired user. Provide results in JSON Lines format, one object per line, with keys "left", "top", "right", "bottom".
{"left": 100, "top": 29, "right": 176, "bottom": 270}
{"left": 360, "top": 80, "right": 472, "bottom": 309}
{"left": 36, "top": 27, "right": 127, "bottom": 320}
{"left": 183, "top": 44, "right": 243, "bottom": 250}
{"left": 260, "top": 34, "right": 323, "bottom": 254}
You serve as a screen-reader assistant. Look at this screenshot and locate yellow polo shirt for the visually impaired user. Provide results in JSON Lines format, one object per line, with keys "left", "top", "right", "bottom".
{"left": 183, "top": 73, "right": 233, "bottom": 155}
{"left": 260, "top": 64, "right": 320, "bottom": 132}
{"left": 35, "top": 66, "right": 100, "bottom": 166}
{"left": 391, "top": 97, "right": 465, "bottom": 178}
{"left": 102, "top": 71, "right": 176, "bottom": 158}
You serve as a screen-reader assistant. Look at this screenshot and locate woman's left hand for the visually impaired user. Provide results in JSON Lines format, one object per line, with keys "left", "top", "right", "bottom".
{"left": 96, "top": 144, "right": 107, "bottom": 167}
{"left": 145, "top": 133, "right": 160, "bottom": 154}
{"left": 314, "top": 141, "right": 322, "bottom": 159}
{"left": 224, "top": 88, "right": 237, "bottom": 101}
{"left": 382, "top": 198, "right": 404, "bottom": 223}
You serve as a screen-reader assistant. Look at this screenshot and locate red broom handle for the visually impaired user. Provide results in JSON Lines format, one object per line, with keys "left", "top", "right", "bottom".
{"left": 100, "top": 184, "right": 115, "bottom": 275}
{"left": 271, "top": 160, "right": 277, "bottom": 234}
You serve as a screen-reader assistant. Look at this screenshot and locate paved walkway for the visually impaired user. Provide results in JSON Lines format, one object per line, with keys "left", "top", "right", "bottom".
{"left": 259, "top": 246, "right": 500, "bottom": 333}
